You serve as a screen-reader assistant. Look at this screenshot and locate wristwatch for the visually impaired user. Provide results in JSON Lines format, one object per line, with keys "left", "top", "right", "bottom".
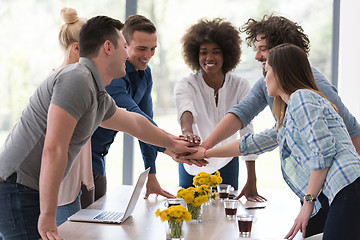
{"left": 304, "top": 194, "right": 316, "bottom": 202}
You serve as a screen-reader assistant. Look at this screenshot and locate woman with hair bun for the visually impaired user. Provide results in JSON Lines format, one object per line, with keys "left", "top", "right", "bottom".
{"left": 55, "top": 7, "right": 87, "bottom": 70}
{"left": 53, "top": 7, "right": 93, "bottom": 226}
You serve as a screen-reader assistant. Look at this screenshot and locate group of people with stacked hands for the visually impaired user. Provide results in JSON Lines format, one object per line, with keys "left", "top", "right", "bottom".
{"left": 0, "top": 6, "right": 359, "bottom": 240}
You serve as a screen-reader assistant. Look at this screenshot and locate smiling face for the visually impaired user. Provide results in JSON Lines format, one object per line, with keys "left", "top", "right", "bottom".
{"left": 199, "top": 42, "right": 223, "bottom": 76}
{"left": 127, "top": 30, "right": 157, "bottom": 71}
{"left": 254, "top": 34, "right": 269, "bottom": 76}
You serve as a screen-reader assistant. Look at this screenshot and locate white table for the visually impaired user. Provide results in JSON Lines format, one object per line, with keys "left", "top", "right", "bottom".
{"left": 58, "top": 186, "right": 305, "bottom": 239}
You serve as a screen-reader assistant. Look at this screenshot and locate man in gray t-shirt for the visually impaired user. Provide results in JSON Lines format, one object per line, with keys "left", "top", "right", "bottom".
{"left": 201, "top": 15, "right": 360, "bottom": 238}
{"left": 0, "top": 16, "right": 201, "bottom": 240}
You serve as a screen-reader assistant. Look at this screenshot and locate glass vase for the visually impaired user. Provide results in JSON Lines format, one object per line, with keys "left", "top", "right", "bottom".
{"left": 204, "top": 186, "right": 213, "bottom": 205}
{"left": 187, "top": 203, "right": 203, "bottom": 223}
{"left": 165, "top": 219, "right": 184, "bottom": 240}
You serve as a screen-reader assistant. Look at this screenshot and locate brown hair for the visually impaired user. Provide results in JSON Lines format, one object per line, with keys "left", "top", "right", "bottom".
{"left": 268, "top": 43, "right": 336, "bottom": 128}
{"left": 122, "top": 15, "right": 156, "bottom": 44}
{"left": 181, "top": 18, "right": 241, "bottom": 74}
{"left": 241, "top": 14, "right": 310, "bottom": 54}
{"left": 79, "top": 16, "right": 124, "bottom": 58}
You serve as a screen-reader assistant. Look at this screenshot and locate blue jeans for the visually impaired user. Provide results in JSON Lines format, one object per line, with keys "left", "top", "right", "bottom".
{"left": 321, "top": 177, "right": 360, "bottom": 239}
{"left": 179, "top": 157, "right": 239, "bottom": 190}
{"left": 56, "top": 193, "right": 81, "bottom": 226}
{"left": 0, "top": 182, "right": 41, "bottom": 240}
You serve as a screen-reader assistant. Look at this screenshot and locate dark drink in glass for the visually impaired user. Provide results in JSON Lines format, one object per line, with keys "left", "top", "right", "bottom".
{"left": 217, "top": 184, "right": 231, "bottom": 201}
{"left": 164, "top": 198, "right": 183, "bottom": 208}
{"left": 168, "top": 203, "right": 180, "bottom": 207}
{"left": 238, "top": 220, "right": 252, "bottom": 232}
{"left": 219, "top": 192, "right": 229, "bottom": 199}
{"left": 225, "top": 208, "right": 237, "bottom": 216}
{"left": 224, "top": 199, "right": 239, "bottom": 218}
{"left": 237, "top": 215, "right": 254, "bottom": 237}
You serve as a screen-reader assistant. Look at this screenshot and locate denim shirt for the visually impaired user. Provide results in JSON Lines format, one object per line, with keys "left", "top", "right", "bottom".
{"left": 229, "top": 67, "right": 360, "bottom": 138}
{"left": 91, "top": 61, "right": 165, "bottom": 176}
{"left": 239, "top": 89, "right": 360, "bottom": 216}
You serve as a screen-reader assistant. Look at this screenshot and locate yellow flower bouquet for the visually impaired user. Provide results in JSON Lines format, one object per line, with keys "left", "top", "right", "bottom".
{"left": 177, "top": 185, "right": 211, "bottom": 222}
{"left": 193, "top": 170, "right": 223, "bottom": 188}
{"left": 156, "top": 205, "right": 191, "bottom": 239}
{"left": 193, "top": 171, "right": 222, "bottom": 204}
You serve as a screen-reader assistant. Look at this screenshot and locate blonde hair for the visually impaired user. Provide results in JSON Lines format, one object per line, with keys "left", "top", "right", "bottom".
{"left": 58, "top": 7, "right": 87, "bottom": 57}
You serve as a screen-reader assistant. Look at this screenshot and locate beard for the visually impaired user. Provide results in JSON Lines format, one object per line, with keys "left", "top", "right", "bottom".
{"left": 259, "top": 57, "right": 267, "bottom": 76}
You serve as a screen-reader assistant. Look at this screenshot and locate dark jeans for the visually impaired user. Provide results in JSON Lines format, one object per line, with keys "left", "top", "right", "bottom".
{"left": 179, "top": 157, "right": 239, "bottom": 190}
{"left": 305, "top": 177, "right": 360, "bottom": 239}
{"left": 56, "top": 193, "right": 81, "bottom": 227}
{"left": 0, "top": 182, "right": 40, "bottom": 240}
{"left": 322, "top": 177, "right": 360, "bottom": 239}
{"left": 80, "top": 172, "right": 107, "bottom": 209}
{"left": 304, "top": 193, "right": 328, "bottom": 237}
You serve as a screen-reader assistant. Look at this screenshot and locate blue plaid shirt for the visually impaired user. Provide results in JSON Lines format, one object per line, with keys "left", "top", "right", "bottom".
{"left": 239, "top": 89, "right": 360, "bottom": 216}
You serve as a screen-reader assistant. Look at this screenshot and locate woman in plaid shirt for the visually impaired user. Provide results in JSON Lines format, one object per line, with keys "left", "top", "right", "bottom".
{"left": 182, "top": 43, "right": 360, "bottom": 240}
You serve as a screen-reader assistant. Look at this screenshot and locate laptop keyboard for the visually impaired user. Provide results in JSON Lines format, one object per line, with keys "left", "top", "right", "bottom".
{"left": 94, "top": 211, "right": 124, "bottom": 221}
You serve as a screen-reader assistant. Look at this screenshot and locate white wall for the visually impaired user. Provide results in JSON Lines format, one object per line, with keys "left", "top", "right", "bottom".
{"left": 338, "top": 0, "right": 360, "bottom": 121}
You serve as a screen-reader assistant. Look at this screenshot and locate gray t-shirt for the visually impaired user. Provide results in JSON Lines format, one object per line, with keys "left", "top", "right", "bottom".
{"left": 0, "top": 58, "right": 117, "bottom": 190}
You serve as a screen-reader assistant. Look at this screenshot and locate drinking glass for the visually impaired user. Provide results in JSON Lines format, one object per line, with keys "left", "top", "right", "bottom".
{"left": 237, "top": 214, "right": 255, "bottom": 237}
{"left": 223, "top": 199, "right": 240, "bottom": 218}
{"left": 164, "top": 198, "right": 184, "bottom": 208}
{"left": 217, "top": 184, "right": 231, "bottom": 201}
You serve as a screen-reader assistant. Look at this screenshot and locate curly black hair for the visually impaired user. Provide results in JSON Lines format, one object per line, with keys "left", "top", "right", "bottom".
{"left": 181, "top": 18, "right": 241, "bottom": 73}
{"left": 241, "top": 14, "right": 310, "bottom": 54}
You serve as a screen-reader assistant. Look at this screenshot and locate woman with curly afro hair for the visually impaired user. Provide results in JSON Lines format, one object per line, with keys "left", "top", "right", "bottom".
{"left": 174, "top": 18, "right": 265, "bottom": 202}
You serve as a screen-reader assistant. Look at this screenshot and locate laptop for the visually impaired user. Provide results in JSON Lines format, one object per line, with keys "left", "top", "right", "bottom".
{"left": 68, "top": 167, "right": 150, "bottom": 224}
